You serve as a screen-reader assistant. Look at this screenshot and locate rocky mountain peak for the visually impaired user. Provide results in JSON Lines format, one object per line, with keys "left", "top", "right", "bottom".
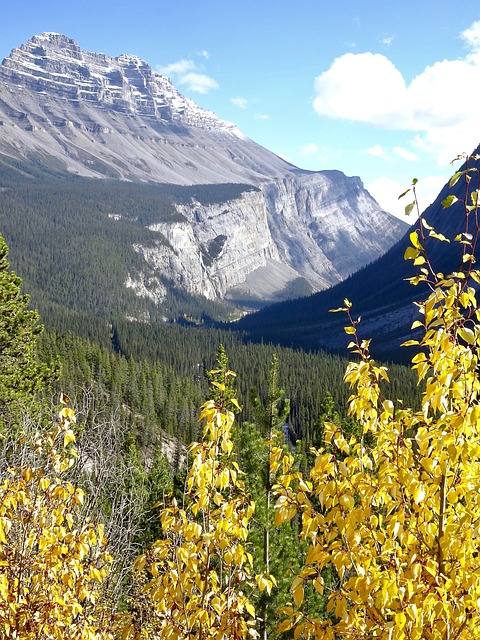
{"left": 1, "top": 32, "right": 241, "bottom": 135}
{"left": 0, "top": 33, "right": 408, "bottom": 306}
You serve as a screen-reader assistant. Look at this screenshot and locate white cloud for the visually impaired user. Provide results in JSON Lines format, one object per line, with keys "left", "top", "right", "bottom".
{"left": 254, "top": 113, "right": 270, "bottom": 121}
{"left": 313, "top": 53, "right": 409, "bottom": 126}
{"left": 180, "top": 72, "right": 219, "bottom": 94}
{"left": 461, "top": 20, "right": 480, "bottom": 51}
{"left": 366, "top": 144, "right": 389, "bottom": 159}
{"left": 313, "top": 20, "right": 480, "bottom": 167}
{"left": 393, "top": 146, "right": 419, "bottom": 162}
{"left": 380, "top": 35, "right": 394, "bottom": 46}
{"left": 231, "top": 97, "right": 249, "bottom": 108}
{"left": 367, "top": 174, "right": 447, "bottom": 221}
{"left": 157, "top": 59, "right": 219, "bottom": 94}
{"left": 367, "top": 176, "right": 411, "bottom": 220}
{"left": 415, "top": 175, "right": 449, "bottom": 210}
{"left": 300, "top": 142, "right": 319, "bottom": 155}
{"left": 158, "top": 59, "right": 196, "bottom": 76}
{"left": 197, "top": 49, "right": 210, "bottom": 59}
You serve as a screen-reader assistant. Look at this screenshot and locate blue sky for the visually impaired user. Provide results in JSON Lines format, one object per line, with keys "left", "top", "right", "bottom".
{"left": 1, "top": 1, "right": 480, "bottom": 220}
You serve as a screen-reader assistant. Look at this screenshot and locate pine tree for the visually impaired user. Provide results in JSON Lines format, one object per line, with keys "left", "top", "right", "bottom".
{"left": 236, "top": 355, "right": 297, "bottom": 640}
{"left": 0, "top": 234, "right": 55, "bottom": 429}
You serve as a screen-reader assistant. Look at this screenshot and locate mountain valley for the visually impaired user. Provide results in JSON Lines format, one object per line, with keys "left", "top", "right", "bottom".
{"left": 0, "top": 32, "right": 407, "bottom": 316}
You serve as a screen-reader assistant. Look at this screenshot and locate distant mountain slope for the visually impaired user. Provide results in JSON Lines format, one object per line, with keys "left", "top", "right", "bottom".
{"left": 0, "top": 33, "right": 406, "bottom": 312}
{"left": 235, "top": 151, "right": 480, "bottom": 361}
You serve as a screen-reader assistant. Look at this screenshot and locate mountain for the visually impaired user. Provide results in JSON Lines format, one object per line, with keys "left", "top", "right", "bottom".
{"left": 236, "top": 150, "right": 480, "bottom": 361}
{"left": 0, "top": 33, "right": 407, "bottom": 315}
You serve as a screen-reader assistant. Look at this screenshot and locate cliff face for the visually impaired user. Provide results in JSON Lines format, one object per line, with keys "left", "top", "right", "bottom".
{"left": 0, "top": 33, "right": 408, "bottom": 304}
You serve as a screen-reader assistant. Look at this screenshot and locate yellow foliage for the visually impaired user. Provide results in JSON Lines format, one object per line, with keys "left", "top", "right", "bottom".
{"left": 0, "top": 400, "right": 115, "bottom": 639}
{"left": 129, "top": 369, "right": 261, "bottom": 640}
{"left": 272, "top": 159, "right": 480, "bottom": 639}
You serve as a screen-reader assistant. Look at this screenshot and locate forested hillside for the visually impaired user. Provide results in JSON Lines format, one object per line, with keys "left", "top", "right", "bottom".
{"left": 236, "top": 150, "right": 480, "bottom": 360}
{"left": 0, "top": 159, "right": 261, "bottom": 324}
{"left": 3, "top": 154, "right": 480, "bottom": 638}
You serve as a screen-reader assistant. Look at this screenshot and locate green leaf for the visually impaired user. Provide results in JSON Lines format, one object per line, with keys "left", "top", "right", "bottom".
{"left": 449, "top": 171, "right": 466, "bottom": 187}
{"left": 442, "top": 195, "right": 459, "bottom": 208}
{"left": 405, "top": 202, "right": 415, "bottom": 216}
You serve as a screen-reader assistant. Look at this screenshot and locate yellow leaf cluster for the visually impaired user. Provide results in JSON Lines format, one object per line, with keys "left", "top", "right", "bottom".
{"left": 0, "top": 399, "right": 115, "bottom": 639}
{"left": 272, "top": 170, "right": 480, "bottom": 639}
{"left": 130, "top": 374, "right": 259, "bottom": 640}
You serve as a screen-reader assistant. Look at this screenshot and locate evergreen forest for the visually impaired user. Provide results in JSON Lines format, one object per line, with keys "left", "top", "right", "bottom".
{"left": 3, "top": 154, "right": 480, "bottom": 639}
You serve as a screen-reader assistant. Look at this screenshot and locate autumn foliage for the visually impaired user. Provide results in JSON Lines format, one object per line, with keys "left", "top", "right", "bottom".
{"left": 271, "top": 155, "right": 480, "bottom": 639}
{"left": 127, "top": 363, "right": 273, "bottom": 640}
{"left": 0, "top": 397, "right": 114, "bottom": 640}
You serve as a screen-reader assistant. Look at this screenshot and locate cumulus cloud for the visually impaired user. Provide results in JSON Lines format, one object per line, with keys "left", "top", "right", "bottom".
{"left": 231, "top": 97, "right": 249, "bottom": 108}
{"left": 313, "top": 20, "right": 480, "bottom": 167}
{"left": 366, "top": 144, "right": 389, "bottom": 159}
{"left": 313, "top": 53, "right": 409, "bottom": 127}
{"left": 157, "top": 58, "right": 218, "bottom": 94}
{"left": 393, "top": 146, "right": 419, "bottom": 162}
{"left": 300, "top": 142, "right": 319, "bottom": 155}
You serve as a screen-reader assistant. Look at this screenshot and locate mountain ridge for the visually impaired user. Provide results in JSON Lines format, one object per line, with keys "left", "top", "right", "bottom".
{"left": 0, "top": 33, "right": 407, "bottom": 311}
{"left": 236, "top": 149, "right": 480, "bottom": 361}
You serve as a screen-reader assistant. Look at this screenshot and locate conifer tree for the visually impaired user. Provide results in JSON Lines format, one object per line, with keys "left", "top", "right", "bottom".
{"left": 0, "top": 234, "right": 55, "bottom": 429}
{"left": 246, "top": 355, "right": 290, "bottom": 640}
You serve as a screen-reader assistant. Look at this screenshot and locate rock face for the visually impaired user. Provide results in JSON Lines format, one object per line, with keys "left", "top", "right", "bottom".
{"left": 0, "top": 33, "right": 407, "bottom": 303}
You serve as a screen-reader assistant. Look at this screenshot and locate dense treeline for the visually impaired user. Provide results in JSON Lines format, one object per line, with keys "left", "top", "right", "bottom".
{"left": 0, "top": 160, "right": 258, "bottom": 325}
{"left": 39, "top": 316, "right": 421, "bottom": 461}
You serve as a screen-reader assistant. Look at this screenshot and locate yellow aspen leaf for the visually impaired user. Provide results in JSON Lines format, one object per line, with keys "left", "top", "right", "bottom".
{"left": 410, "top": 231, "right": 422, "bottom": 249}
{"left": 395, "top": 612, "right": 407, "bottom": 629}
{"left": 276, "top": 619, "right": 294, "bottom": 633}
{"left": 291, "top": 577, "right": 304, "bottom": 607}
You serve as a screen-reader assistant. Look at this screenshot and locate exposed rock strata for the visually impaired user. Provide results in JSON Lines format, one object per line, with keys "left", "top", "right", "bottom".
{"left": 0, "top": 33, "right": 408, "bottom": 302}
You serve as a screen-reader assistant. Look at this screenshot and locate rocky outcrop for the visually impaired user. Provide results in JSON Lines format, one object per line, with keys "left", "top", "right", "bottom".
{"left": 0, "top": 33, "right": 408, "bottom": 303}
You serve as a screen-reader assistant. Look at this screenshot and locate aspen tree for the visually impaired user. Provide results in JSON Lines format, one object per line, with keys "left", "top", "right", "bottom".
{"left": 129, "top": 351, "right": 274, "bottom": 640}
{"left": 0, "top": 396, "right": 114, "bottom": 640}
{"left": 272, "top": 154, "right": 480, "bottom": 639}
